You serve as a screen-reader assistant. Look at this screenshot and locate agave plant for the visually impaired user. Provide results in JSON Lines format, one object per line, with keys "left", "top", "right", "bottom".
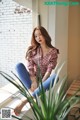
{"left": 0, "top": 63, "right": 80, "bottom": 120}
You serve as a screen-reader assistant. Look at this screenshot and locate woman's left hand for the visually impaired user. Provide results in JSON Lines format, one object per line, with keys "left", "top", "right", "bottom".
{"left": 31, "top": 81, "right": 38, "bottom": 92}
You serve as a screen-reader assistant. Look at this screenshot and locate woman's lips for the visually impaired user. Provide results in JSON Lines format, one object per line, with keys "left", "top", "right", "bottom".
{"left": 38, "top": 39, "right": 42, "bottom": 42}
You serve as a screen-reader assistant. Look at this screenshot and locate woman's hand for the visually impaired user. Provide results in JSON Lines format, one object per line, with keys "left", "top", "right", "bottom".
{"left": 31, "top": 81, "right": 38, "bottom": 92}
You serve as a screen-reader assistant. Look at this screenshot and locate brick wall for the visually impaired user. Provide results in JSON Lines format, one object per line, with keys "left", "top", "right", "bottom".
{"left": 0, "top": 0, "right": 32, "bottom": 87}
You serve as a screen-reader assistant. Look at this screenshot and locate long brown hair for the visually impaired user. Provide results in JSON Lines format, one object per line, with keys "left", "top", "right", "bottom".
{"left": 25, "top": 26, "right": 59, "bottom": 59}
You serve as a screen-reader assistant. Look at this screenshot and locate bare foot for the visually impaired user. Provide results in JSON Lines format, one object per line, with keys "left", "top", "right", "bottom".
{"left": 14, "top": 99, "right": 28, "bottom": 115}
{"left": 14, "top": 86, "right": 36, "bottom": 116}
{"left": 14, "top": 103, "right": 23, "bottom": 115}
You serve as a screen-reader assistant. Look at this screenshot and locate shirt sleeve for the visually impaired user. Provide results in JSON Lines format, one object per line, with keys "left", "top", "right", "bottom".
{"left": 46, "top": 49, "right": 58, "bottom": 73}
{"left": 27, "top": 57, "right": 36, "bottom": 77}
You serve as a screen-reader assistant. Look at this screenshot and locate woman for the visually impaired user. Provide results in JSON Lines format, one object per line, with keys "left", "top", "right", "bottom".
{"left": 14, "top": 26, "right": 59, "bottom": 115}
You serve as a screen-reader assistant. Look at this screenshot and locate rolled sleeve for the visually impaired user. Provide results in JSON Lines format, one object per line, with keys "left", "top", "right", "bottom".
{"left": 27, "top": 58, "right": 36, "bottom": 77}
{"left": 47, "top": 50, "right": 58, "bottom": 73}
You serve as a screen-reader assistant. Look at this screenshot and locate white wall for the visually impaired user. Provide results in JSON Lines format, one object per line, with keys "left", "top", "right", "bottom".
{"left": 13, "top": 0, "right": 32, "bottom": 9}
{"left": 38, "top": 0, "right": 69, "bottom": 78}
{"left": 38, "top": 0, "right": 56, "bottom": 45}
{"left": 55, "top": 0, "right": 69, "bottom": 78}
{"left": 68, "top": 5, "right": 80, "bottom": 83}
{"left": 0, "top": 0, "right": 32, "bottom": 87}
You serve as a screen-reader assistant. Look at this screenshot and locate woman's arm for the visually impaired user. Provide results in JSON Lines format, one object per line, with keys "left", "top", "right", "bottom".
{"left": 42, "top": 71, "right": 51, "bottom": 82}
{"left": 42, "top": 49, "right": 58, "bottom": 82}
{"left": 30, "top": 76, "right": 37, "bottom": 82}
{"left": 30, "top": 76, "right": 38, "bottom": 91}
{"left": 42, "top": 48, "right": 58, "bottom": 82}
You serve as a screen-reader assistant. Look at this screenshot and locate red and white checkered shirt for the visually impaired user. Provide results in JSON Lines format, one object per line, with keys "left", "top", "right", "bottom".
{"left": 27, "top": 46, "right": 59, "bottom": 77}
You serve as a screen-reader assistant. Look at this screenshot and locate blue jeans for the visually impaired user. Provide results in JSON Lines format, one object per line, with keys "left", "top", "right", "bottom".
{"left": 15, "top": 63, "right": 56, "bottom": 98}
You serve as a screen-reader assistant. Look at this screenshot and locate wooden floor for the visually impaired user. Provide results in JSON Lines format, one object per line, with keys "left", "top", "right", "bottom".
{"left": 68, "top": 107, "right": 80, "bottom": 120}
{"left": 67, "top": 79, "right": 80, "bottom": 97}
{"left": 67, "top": 79, "right": 80, "bottom": 120}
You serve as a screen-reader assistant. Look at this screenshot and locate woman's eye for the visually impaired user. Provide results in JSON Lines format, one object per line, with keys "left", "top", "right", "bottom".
{"left": 35, "top": 33, "right": 41, "bottom": 38}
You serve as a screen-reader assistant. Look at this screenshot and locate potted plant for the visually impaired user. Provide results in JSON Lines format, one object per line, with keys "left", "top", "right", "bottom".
{"left": 0, "top": 63, "right": 80, "bottom": 120}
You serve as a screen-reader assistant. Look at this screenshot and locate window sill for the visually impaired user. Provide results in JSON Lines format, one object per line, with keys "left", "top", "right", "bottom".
{"left": 0, "top": 83, "right": 31, "bottom": 119}
{"left": 0, "top": 83, "right": 19, "bottom": 108}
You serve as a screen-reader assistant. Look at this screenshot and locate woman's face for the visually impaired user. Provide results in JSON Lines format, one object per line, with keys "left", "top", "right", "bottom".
{"left": 34, "top": 29, "right": 46, "bottom": 45}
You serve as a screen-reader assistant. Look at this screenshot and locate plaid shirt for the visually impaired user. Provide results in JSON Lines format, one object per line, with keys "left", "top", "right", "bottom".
{"left": 27, "top": 46, "right": 58, "bottom": 77}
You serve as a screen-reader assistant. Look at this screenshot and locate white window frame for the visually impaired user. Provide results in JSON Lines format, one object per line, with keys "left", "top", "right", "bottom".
{"left": 0, "top": 83, "right": 19, "bottom": 108}
{"left": 0, "top": 0, "right": 33, "bottom": 106}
